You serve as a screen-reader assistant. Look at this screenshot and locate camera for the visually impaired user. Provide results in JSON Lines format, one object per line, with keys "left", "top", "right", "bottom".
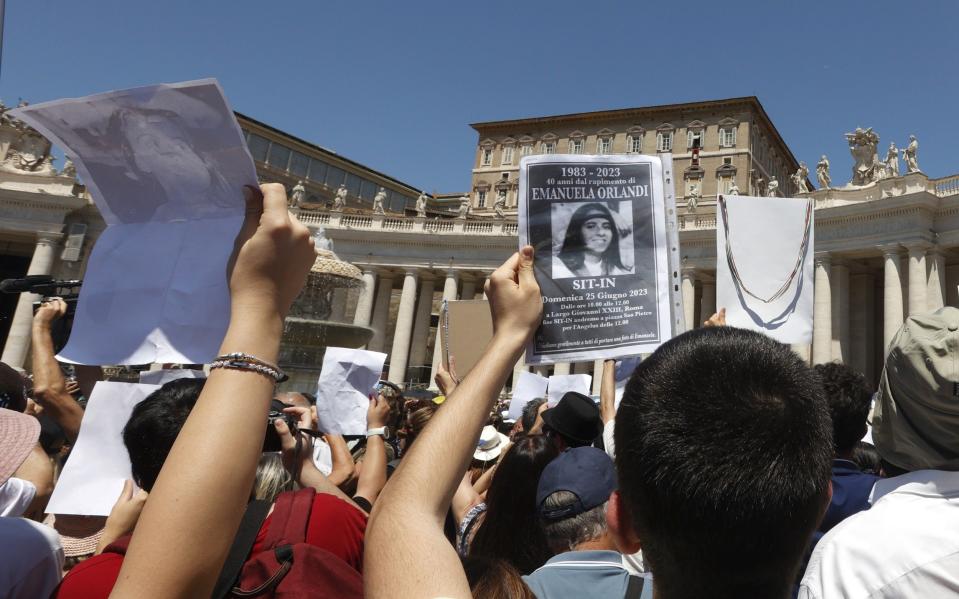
{"left": 0, "top": 275, "right": 83, "bottom": 353}
{"left": 263, "top": 398, "right": 301, "bottom": 452}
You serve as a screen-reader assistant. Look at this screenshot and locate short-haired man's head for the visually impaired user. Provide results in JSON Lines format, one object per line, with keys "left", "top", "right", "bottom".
{"left": 536, "top": 447, "right": 616, "bottom": 555}
{"left": 615, "top": 327, "right": 831, "bottom": 596}
{"left": 520, "top": 397, "right": 546, "bottom": 433}
{"left": 123, "top": 378, "right": 205, "bottom": 492}
{"left": 814, "top": 362, "right": 872, "bottom": 453}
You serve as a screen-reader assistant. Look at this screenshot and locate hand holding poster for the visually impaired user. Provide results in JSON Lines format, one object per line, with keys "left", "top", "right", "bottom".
{"left": 716, "top": 195, "right": 814, "bottom": 344}
{"left": 518, "top": 155, "right": 673, "bottom": 364}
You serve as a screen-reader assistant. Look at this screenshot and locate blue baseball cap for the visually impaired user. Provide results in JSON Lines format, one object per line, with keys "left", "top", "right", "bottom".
{"left": 536, "top": 447, "right": 617, "bottom": 521}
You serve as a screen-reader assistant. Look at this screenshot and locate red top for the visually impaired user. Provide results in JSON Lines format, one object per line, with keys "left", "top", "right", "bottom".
{"left": 54, "top": 493, "right": 366, "bottom": 598}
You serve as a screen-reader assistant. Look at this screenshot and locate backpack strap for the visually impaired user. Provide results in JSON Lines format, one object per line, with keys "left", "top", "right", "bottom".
{"left": 625, "top": 574, "right": 645, "bottom": 599}
{"left": 262, "top": 488, "right": 315, "bottom": 548}
{"left": 210, "top": 500, "right": 271, "bottom": 599}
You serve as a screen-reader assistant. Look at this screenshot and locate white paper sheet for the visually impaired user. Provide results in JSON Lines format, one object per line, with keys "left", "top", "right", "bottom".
{"left": 547, "top": 374, "right": 592, "bottom": 407}
{"left": 138, "top": 368, "right": 206, "bottom": 385}
{"left": 716, "top": 195, "right": 814, "bottom": 344}
{"left": 312, "top": 440, "right": 334, "bottom": 476}
{"left": 46, "top": 382, "right": 159, "bottom": 516}
{"left": 508, "top": 371, "right": 549, "bottom": 420}
{"left": 315, "top": 347, "right": 386, "bottom": 436}
{"left": 10, "top": 79, "right": 257, "bottom": 364}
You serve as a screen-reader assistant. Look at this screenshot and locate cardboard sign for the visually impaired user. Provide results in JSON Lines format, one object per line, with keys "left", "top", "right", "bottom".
{"left": 440, "top": 300, "right": 494, "bottom": 379}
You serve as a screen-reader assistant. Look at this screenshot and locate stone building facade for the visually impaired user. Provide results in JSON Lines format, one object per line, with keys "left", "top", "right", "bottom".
{"left": 1, "top": 96, "right": 957, "bottom": 396}
{"left": 467, "top": 97, "right": 808, "bottom": 217}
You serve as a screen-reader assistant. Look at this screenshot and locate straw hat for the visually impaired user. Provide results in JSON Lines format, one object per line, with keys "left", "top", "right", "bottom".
{"left": 473, "top": 425, "right": 509, "bottom": 462}
{"left": 0, "top": 408, "right": 40, "bottom": 486}
{"left": 44, "top": 514, "right": 107, "bottom": 558}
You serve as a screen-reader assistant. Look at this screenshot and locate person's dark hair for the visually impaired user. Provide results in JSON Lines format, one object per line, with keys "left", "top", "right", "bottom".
{"left": 403, "top": 403, "right": 438, "bottom": 452}
{"left": 559, "top": 202, "right": 628, "bottom": 274}
{"left": 851, "top": 441, "right": 883, "bottom": 476}
{"left": 123, "top": 378, "right": 205, "bottom": 491}
{"left": 462, "top": 556, "right": 536, "bottom": 599}
{"left": 520, "top": 398, "right": 546, "bottom": 433}
{"left": 469, "top": 434, "right": 559, "bottom": 574}
{"left": 615, "top": 327, "right": 831, "bottom": 599}
{"left": 0, "top": 362, "right": 27, "bottom": 413}
{"left": 814, "top": 362, "right": 872, "bottom": 453}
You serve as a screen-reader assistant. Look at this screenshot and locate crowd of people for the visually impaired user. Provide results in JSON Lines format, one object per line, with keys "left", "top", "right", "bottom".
{"left": 1, "top": 183, "right": 958, "bottom": 598}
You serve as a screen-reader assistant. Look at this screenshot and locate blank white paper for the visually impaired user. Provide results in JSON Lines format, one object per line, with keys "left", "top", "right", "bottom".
{"left": 546, "top": 374, "right": 592, "bottom": 407}
{"left": 315, "top": 347, "right": 387, "bottom": 436}
{"left": 45, "top": 382, "right": 159, "bottom": 516}
{"left": 508, "top": 371, "right": 549, "bottom": 420}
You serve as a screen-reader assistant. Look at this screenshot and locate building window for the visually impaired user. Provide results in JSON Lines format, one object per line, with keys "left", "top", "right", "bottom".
{"left": 481, "top": 148, "right": 493, "bottom": 166}
{"left": 656, "top": 131, "right": 673, "bottom": 152}
{"left": 569, "top": 139, "right": 583, "bottom": 154}
{"left": 247, "top": 134, "right": 270, "bottom": 162}
{"left": 597, "top": 137, "right": 612, "bottom": 154}
{"left": 720, "top": 126, "right": 737, "bottom": 148}
{"left": 628, "top": 134, "right": 643, "bottom": 153}
{"left": 542, "top": 141, "right": 556, "bottom": 154}
{"left": 521, "top": 144, "right": 533, "bottom": 157}
{"left": 308, "top": 159, "right": 327, "bottom": 183}
{"left": 686, "top": 129, "right": 704, "bottom": 150}
{"left": 723, "top": 157, "right": 732, "bottom": 165}
{"left": 501, "top": 146, "right": 514, "bottom": 165}
{"left": 289, "top": 152, "right": 310, "bottom": 177}
{"left": 267, "top": 143, "right": 292, "bottom": 170}
{"left": 477, "top": 190, "right": 487, "bottom": 208}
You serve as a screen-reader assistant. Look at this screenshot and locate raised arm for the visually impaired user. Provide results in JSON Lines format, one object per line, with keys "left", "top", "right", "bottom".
{"left": 30, "top": 298, "right": 84, "bottom": 443}
{"left": 365, "top": 246, "right": 542, "bottom": 599}
{"left": 324, "top": 433, "right": 356, "bottom": 487}
{"left": 600, "top": 359, "right": 616, "bottom": 425}
{"left": 354, "top": 393, "right": 390, "bottom": 507}
{"left": 111, "top": 184, "right": 316, "bottom": 599}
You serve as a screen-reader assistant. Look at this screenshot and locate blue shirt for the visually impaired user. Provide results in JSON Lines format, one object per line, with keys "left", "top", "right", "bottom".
{"left": 523, "top": 550, "right": 652, "bottom": 599}
{"left": 819, "top": 459, "right": 879, "bottom": 534}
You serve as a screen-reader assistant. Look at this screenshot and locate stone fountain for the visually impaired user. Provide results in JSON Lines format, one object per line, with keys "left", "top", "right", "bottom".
{"left": 278, "top": 228, "right": 374, "bottom": 391}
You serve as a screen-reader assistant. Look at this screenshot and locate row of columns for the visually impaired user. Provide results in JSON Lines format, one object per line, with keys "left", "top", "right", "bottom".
{"left": 351, "top": 267, "right": 490, "bottom": 386}
{"left": 812, "top": 243, "right": 947, "bottom": 367}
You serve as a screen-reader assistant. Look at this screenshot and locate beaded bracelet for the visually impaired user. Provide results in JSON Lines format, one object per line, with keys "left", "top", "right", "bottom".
{"left": 209, "top": 355, "right": 288, "bottom": 383}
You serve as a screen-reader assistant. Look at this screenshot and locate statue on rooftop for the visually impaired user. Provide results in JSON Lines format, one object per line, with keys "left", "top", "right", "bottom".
{"left": 60, "top": 156, "right": 77, "bottom": 179}
{"left": 766, "top": 176, "right": 780, "bottom": 197}
{"left": 886, "top": 142, "right": 900, "bottom": 177}
{"left": 457, "top": 195, "right": 470, "bottom": 219}
{"left": 372, "top": 187, "right": 387, "bottom": 215}
{"left": 291, "top": 180, "right": 306, "bottom": 207}
{"left": 332, "top": 184, "right": 347, "bottom": 211}
{"left": 493, "top": 188, "right": 507, "bottom": 219}
{"left": 902, "top": 135, "right": 920, "bottom": 173}
{"left": 415, "top": 192, "right": 428, "bottom": 218}
{"left": 794, "top": 162, "right": 810, "bottom": 193}
{"left": 686, "top": 183, "right": 700, "bottom": 213}
{"left": 816, "top": 155, "right": 831, "bottom": 189}
{"left": 845, "top": 127, "right": 881, "bottom": 186}
{"left": 727, "top": 178, "right": 740, "bottom": 195}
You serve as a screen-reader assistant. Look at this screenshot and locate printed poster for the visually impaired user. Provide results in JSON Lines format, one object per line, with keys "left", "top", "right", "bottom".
{"left": 519, "top": 154, "right": 671, "bottom": 364}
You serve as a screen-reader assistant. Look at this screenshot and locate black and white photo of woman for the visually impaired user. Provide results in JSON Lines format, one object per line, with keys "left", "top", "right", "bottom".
{"left": 552, "top": 201, "right": 634, "bottom": 279}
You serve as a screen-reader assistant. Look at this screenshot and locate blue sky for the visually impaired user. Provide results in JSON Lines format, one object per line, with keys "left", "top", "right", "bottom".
{"left": 2, "top": 1, "right": 956, "bottom": 193}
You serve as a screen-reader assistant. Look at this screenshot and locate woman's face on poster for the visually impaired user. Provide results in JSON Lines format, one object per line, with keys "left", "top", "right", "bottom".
{"left": 581, "top": 216, "right": 612, "bottom": 254}
{"left": 125, "top": 115, "right": 212, "bottom": 197}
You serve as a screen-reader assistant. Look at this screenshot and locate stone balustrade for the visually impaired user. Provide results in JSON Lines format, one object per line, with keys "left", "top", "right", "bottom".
{"left": 933, "top": 175, "right": 959, "bottom": 198}
{"left": 292, "top": 208, "right": 518, "bottom": 236}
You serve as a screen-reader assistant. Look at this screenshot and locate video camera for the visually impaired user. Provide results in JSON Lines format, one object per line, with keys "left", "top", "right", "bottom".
{"left": 0, "top": 275, "right": 83, "bottom": 352}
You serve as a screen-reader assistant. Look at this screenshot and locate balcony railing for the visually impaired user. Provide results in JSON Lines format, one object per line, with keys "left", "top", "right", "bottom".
{"left": 292, "top": 209, "right": 517, "bottom": 236}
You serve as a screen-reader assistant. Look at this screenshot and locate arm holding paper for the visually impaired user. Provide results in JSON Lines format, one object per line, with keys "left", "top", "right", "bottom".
{"left": 325, "top": 433, "right": 356, "bottom": 487}
{"left": 30, "top": 298, "right": 84, "bottom": 443}
{"left": 365, "top": 246, "right": 542, "bottom": 598}
{"left": 354, "top": 393, "right": 391, "bottom": 508}
{"left": 112, "top": 184, "right": 316, "bottom": 599}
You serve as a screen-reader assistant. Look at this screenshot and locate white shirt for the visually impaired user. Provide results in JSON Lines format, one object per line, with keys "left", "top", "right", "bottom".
{"left": 800, "top": 469, "right": 959, "bottom": 598}
{"left": 0, "top": 478, "right": 37, "bottom": 517}
{"left": 0, "top": 517, "right": 63, "bottom": 599}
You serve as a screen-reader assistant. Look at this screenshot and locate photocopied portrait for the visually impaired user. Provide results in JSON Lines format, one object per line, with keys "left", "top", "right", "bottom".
{"left": 550, "top": 201, "right": 635, "bottom": 279}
